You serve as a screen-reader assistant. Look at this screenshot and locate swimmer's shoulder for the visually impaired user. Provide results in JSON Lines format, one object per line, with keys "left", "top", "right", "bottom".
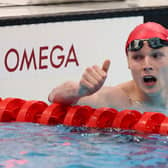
{"left": 98, "top": 80, "right": 134, "bottom": 108}
{"left": 116, "top": 80, "right": 135, "bottom": 94}
{"left": 101, "top": 80, "right": 134, "bottom": 96}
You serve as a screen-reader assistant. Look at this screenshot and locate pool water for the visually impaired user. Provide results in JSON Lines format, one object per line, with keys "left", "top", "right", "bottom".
{"left": 0, "top": 122, "right": 168, "bottom": 168}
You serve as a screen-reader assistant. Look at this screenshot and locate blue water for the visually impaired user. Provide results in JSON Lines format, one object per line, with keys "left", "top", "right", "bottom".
{"left": 0, "top": 122, "right": 167, "bottom": 168}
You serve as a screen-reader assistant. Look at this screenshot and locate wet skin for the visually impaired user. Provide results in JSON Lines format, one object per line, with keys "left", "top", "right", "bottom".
{"left": 127, "top": 42, "right": 168, "bottom": 96}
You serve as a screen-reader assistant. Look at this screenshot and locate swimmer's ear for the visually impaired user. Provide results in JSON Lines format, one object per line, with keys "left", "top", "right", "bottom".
{"left": 128, "top": 63, "right": 131, "bottom": 69}
{"left": 127, "top": 57, "right": 131, "bottom": 69}
{"left": 102, "top": 59, "right": 111, "bottom": 73}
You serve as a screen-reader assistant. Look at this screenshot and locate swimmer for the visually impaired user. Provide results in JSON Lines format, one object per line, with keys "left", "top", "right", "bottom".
{"left": 48, "top": 22, "right": 168, "bottom": 112}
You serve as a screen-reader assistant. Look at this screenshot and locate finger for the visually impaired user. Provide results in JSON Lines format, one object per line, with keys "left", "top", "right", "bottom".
{"left": 82, "top": 70, "right": 99, "bottom": 86}
{"left": 102, "top": 59, "right": 111, "bottom": 73}
{"left": 80, "top": 79, "right": 94, "bottom": 90}
{"left": 92, "top": 65, "right": 106, "bottom": 78}
{"left": 87, "top": 66, "right": 105, "bottom": 81}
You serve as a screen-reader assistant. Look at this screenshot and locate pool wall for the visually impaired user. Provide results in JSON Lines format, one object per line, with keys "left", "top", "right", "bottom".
{"left": 0, "top": 5, "right": 168, "bottom": 102}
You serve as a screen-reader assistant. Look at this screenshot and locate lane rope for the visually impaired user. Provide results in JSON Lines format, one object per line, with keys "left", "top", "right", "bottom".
{"left": 0, "top": 97, "right": 167, "bottom": 135}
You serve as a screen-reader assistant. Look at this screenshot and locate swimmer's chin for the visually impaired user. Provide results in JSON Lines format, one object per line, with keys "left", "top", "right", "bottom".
{"left": 142, "top": 87, "right": 162, "bottom": 96}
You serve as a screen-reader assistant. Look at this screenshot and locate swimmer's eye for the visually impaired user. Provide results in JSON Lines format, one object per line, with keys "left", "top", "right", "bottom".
{"left": 132, "top": 55, "right": 144, "bottom": 61}
{"left": 150, "top": 51, "right": 164, "bottom": 59}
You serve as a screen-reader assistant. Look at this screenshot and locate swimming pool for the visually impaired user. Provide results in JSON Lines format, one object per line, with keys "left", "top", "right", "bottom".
{"left": 0, "top": 122, "right": 167, "bottom": 168}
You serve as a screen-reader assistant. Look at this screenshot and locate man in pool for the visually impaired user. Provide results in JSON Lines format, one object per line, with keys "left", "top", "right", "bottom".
{"left": 48, "top": 22, "right": 168, "bottom": 112}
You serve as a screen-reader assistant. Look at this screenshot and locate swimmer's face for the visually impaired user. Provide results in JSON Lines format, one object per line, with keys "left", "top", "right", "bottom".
{"left": 127, "top": 41, "right": 168, "bottom": 95}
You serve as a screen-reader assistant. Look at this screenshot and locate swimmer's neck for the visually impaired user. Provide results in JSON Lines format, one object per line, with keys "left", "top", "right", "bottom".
{"left": 133, "top": 82, "right": 168, "bottom": 108}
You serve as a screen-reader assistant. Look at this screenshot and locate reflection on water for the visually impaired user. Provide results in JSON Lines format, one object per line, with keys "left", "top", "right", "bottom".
{"left": 0, "top": 122, "right": 167, "bottom": 168}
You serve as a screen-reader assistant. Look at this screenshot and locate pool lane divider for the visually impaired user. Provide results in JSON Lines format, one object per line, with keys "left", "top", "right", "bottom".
{"left": 0, "top": 97, "right": 168, "bottom": 135}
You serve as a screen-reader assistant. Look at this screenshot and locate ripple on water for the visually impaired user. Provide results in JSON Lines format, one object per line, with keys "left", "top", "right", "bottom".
{"left": 0, "top": 123, "right": 167, "bottom": 168}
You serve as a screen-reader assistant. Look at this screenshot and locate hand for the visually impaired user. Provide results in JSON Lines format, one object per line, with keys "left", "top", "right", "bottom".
{"left": 79, "top": 59, "right": 111, "bottom": 96}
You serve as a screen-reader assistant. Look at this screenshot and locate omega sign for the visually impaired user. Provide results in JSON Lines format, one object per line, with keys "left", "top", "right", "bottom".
{"left": 4, "top": 44, "right": 79, "bottom": 72}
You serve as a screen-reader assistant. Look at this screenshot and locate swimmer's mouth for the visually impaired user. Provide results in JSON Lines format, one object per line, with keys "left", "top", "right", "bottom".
{"left": 143, "top": 75, "right": 157, "bottom": 85}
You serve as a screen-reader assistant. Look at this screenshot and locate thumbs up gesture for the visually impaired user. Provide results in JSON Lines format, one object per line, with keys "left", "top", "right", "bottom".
{"left": 79, "top": 59, "right": 111, "bottom": 96}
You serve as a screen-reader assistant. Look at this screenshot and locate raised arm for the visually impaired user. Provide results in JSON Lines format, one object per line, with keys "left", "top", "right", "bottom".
{"left": 48, "top": 59, "right": 111, "bottom": 105}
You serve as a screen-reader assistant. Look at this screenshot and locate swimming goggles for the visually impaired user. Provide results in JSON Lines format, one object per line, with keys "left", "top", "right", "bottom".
{"left": 127, "top": 37, "right": 168, "bottom": 51}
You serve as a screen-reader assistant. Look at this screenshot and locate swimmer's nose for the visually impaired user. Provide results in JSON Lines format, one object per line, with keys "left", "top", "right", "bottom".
{"left": 144, "top": 67, "right": 153, "bottom": 72}
{"left": 143, "top": 56, "right": 153, "bottom": 72}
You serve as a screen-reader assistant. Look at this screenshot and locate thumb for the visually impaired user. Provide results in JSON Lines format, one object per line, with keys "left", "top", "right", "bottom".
{"left": 102, "top": 59, "right": 111, "bottom": 73}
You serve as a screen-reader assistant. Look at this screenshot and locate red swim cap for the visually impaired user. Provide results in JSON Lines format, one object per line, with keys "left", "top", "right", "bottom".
{"left": 125, "top": 22, "right": 168, "bottom": 55}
